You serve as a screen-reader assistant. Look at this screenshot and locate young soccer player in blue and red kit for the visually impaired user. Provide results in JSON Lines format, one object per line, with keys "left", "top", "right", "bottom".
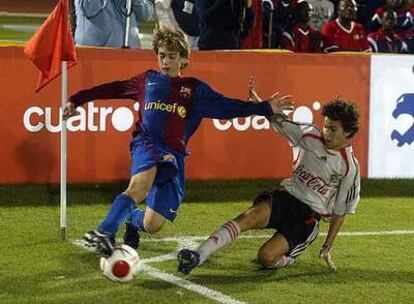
{"left": 63, "top": 27, "right": 293, "bottom": 257}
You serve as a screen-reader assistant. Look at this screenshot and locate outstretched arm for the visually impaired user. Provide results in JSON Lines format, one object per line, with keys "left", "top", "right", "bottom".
{"left": 319, "top": 214, "right": 346, "bottom": 271}
{"left": 320, "top": 155, "right": 361, "bottom": 271}
{"left": 193, "top": 78, "right": 294, "bottom": 120}
{"left": 63, "top": 73, "right": 144, "bottom": 119}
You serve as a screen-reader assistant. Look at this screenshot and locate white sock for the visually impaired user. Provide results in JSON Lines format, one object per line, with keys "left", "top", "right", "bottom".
{"left": 197, "top": 220, "right": 241, "bottom": 265}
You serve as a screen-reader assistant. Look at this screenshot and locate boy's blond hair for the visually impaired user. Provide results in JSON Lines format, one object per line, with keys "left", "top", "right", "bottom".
{"left": 153, "top": 27, "right": 190, "bottom": 69}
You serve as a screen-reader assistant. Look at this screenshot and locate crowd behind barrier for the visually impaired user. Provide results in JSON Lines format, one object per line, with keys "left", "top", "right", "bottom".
{"left": 64, "top": 0, "right": 414, "bottom": 54}
{"left": 2, "top": 0, "right": 414, "bottom": 53}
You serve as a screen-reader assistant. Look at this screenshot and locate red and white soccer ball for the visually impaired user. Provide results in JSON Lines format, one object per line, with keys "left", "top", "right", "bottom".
{"left": 100, "top": 244, "right": 141, "bottom": 283}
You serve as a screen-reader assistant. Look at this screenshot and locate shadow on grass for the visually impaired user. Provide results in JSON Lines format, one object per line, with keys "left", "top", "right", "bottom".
{"left": 185, "top": 263, "right": 414, "bottom": 286}
{"left": 0, "top": 179, "right": 413, "bottom": 206}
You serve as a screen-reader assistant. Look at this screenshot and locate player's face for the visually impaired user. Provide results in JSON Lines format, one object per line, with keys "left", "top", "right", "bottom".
{"left": 338, "top": 0, "right": 357, "bottom": 20}
{"left": 322, "top": 117, "right": 349, "bottom": 150}
{"left": 298, "top": 3, "right": 313, "bottom": 23}
{"left": 382, "top": 11, "right": 397, "bottom": 30}
{"left": 157, "top": 46, "right": 182, "bottom": 77}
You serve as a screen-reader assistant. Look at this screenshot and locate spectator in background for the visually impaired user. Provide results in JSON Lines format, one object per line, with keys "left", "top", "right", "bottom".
{"left": 368, "top": 9, "right": 408, "bottom": 53}
{"left": 306, "top": 0, "right": 334, "bottom": 30}
{"left": 321, "top": 0, "right": 371, "bottom": 52}
{"left": 197, "top": 0, "right": 255, "bottom": 50}
{"left": 74, "top": 0, "right": 153, "bottom": 48}
{"left": 154, "top": 0, "right": 200, "bottom": 49}
{"left": 281, "top": 0, "right": 323, "bottom": 52}
{"left": 403, "top": 0, "right": 414, "bottom": 30}
{"left": 400, "top": 0, "right": 414, "bottom": 53}
{"left": 354, "top": 0, "right": 382, "bottom": 30}
{"left": 70, "top": 0, "right": 77, "bottom": 36}
{"left": 242, "top": 0, "right": 264, "bottom": 48}
{"left": 400, "top": 27, "right": 414, "bottom": 53}
{"left": 263, "top": 0, "right": 298, "bottom": 48}
{"left": 369, "top": 0, "right": 408, "bottom": 33}
{"left": 331, "top": 1, "right": 382, "bottom": 27}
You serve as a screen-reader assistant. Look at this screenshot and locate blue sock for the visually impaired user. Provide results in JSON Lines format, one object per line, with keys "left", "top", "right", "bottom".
{"left": 97, "top": 194, "right": 136, "bottom": 236}
{"left": 127, "top": 208, "right": 146, "bottom": 232}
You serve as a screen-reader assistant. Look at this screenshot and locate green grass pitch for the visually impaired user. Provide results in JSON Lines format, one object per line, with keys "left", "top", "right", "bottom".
{"left": 0, "top": 13, "right": 413, "bottom": 304}
{"left": 1, "top": 180, "right": 413, "bottom": 304}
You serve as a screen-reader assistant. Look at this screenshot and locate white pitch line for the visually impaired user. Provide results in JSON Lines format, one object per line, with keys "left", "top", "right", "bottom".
{"left": 141, "top": 263, "right": 246, "bottom": 304}
{"left": 141, "top": 251, "right": 177, "bottom": 264}
{"left": 70, "top": 229, "right": 414, "bottom": 304}
{"left": 333, "top": 230, "right": 414, "bottom": 236}
{"left": 71, "top": 237, "right": 245, "bottom": 304}
{"left": 141, "top": 229, "right": 414, "bottom": 243}
{"left": 139, "top": 238, "right": 245, "bottom": 304}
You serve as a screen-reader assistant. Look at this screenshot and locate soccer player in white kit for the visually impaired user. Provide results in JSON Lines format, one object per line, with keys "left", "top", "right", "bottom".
{"left": 177, "top": 96, "right": 360, "bottom": 274}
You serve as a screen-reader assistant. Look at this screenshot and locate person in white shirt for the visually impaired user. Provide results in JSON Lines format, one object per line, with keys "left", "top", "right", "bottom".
{"left": 177, "top": 83, "right": 361, "bottom": 274}
{"left": 74, "top": 0, "right": 153, "bottom": 48}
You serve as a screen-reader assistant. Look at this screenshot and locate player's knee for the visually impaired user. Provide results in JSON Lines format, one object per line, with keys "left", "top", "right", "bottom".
{"left": 257, "top": 247, "right": 279, "bottom": 269}
{"left": 143, "top": 222, "right": 163, "bottom": 234}
{"left": 124, "top": 182, "right": 151, "bottom": 202}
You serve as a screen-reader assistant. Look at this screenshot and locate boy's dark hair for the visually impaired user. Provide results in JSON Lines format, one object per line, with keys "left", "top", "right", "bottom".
{"left": 322, "top": 98, "right": 360, "bottom": 138}
{"left": 153, "top": 27, "right": 190, "bottom": 69}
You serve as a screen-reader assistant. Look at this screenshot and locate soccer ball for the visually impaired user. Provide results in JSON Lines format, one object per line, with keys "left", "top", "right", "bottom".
{"left": 100, "top": 244, "right": 141, "bottom": 283}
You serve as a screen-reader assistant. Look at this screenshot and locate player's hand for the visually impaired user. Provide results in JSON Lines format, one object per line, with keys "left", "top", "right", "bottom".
{"left": 319, "top": 244, "right": 337, "bottom": 271}
{"left": 62, "top": 102, "right": 80, "bottom": 120}
{"left": 268, "top": 92, "right": 294, "bottom": 114}
{"left": 248, "top": 76, "right": 262, "bottom": 103}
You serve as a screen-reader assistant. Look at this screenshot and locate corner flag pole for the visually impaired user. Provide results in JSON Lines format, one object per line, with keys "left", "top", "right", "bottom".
{"left": 23, "top": 0, "right": 76, "bottom": 241}
{"left": 60, "top": 60, "right": 68, "bottom": 241}
{"left": 123, "top": 0, "right": 133, "bottom": 48}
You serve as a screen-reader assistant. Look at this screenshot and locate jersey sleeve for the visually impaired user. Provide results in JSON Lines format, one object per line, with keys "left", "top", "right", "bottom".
{"left": 332, "top": 154, "right": 361, "bottom": 216}
{"left": 270, "top": 113, "right": 319, "bottom": 146}
{"left": 192, "top": 81, "right": 273, "bottom": 119}
{"left": 69, "top": 72, "right": 145, "bottom": 107}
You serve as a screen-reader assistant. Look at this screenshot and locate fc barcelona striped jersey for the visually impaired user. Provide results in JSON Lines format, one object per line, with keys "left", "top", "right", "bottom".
{"left": 70, "top": 70, "right": 272, "bottom": 154}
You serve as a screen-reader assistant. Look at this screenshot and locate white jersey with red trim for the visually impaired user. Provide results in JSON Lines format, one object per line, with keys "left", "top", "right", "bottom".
{"left": 271, "top": 114, "right": 360, "bottom": 216}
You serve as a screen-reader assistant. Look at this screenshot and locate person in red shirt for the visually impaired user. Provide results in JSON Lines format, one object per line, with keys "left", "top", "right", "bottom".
{"left": 263, "top": 0, "right": 298, "bottom": 48}
{"left": 242, "top": 0, "right": 263, "bottom": 48}
{"left": 281, "top": 0, "right": 322, "bottom": 52}
{"left": 321, "top": 0, "right": 371, "bottom": 52}
{"left": 368, "top": 9, "right": 408, "bottom": 53}
{"left": 370, "top": 0, "right": 408, "bottom": 33}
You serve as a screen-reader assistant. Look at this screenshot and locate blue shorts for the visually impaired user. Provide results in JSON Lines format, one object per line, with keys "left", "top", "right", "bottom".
{"left": 129, "top": 137, "right": 185, "bottom": 222}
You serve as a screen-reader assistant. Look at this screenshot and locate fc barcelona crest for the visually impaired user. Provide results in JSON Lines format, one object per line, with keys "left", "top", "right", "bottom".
{"left": 180, "top": 86, "right": 192, "bottom": 98}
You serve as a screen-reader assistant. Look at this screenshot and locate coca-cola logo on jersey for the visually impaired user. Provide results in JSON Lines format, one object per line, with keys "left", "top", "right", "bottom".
{"left": 294, "top": 165, "right": 331, "bottom": 195}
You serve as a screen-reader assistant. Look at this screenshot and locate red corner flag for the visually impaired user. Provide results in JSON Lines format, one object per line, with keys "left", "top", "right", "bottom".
{"left": 24, "top": 0, "right": 77, "bottom": 92}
